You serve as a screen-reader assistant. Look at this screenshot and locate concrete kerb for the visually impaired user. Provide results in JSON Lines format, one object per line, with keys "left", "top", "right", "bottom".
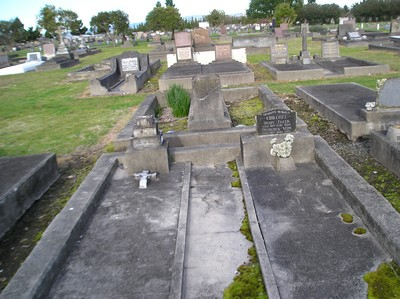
{"left": 314, "top": 136, "right": 400, "bottom": 264}
{"left": 0, "top": 154, "right": 120, "bottom": 299}
{"left": 169, "top": 162, "right": 192, "bottom": 299}
{"left": 236, "top": 158, "right": 281, "bottom": 299}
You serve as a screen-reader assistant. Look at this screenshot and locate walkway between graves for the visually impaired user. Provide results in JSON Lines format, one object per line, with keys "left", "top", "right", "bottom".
{"left": 245, "top": 162, "right": 389, "bottom": 298}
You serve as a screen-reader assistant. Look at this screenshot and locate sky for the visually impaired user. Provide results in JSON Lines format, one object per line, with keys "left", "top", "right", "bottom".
{"left": 0, "top": 0, "right": 358, "bottom": 29}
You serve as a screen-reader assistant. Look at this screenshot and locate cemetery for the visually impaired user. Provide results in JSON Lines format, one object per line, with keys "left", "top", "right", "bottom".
{"left": 1, "top": 13, "right": 400, "bottom": 299}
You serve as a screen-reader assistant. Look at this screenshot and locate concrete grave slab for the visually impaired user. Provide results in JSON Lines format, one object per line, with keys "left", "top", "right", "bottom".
{"left": 0, "top": 153, "right": 59, "bottom": 239}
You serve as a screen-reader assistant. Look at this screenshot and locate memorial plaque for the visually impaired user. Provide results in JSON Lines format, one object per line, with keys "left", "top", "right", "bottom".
{"left": 215, "top": 44, "right": 232, "bottom": 60}
{"left": 256, "top": 109, "right": 296, "bottom": 135}
{"left": 177, "top": 47, "right": 192, "bottom": 60}
{"left": 321, "top": 40, "right": 340, "bottom": 58}
{"left": 121, "top": 57, "right": 139, "bottom": 72}
{"left": 175, "top": 32, "right": 192, "bottom": 48}
{"left": 270, "top": 44, "right": 288, "bottom": 64}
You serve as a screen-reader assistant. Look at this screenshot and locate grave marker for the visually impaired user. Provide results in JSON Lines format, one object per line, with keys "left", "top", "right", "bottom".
{"left": 270, "top": 44, "right": 288, "bottom": 64}
{"left": 391, "top": 18, "right": 400, "bottom": 33}
{"left": 256, "top": 109, "right": 296, "bottom": 135}
{"left": 377, "top": 78, "right": 400, "bottom": 107}
{"left": 0, "top": 53, "right": 10, "bottom": 68}
{"left": 321, "top": 40, "right": 340, "bottom": 58}
{"left": 174, "top": 32, "right": 192, "bottom": 48}
{"left": 192, "top": 28, "right": 210, "bottom": 45}
{"left": 176, "top": 47, "right": 192, "bottom": 60}
{"left": 121, "top": 57, "right": 139, "bottom": 72}
{"left": 43, "top": 43, "right": 56, "bottom": 58}
{"left": 215, "top": 44, "right": 232, "bottom": 60}
{"left": 274, "top": 27, "right": 284, "bottom": 38}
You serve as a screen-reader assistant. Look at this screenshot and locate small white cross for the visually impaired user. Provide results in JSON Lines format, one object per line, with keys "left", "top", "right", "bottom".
{"left": 133, "top": 170, "right": 157, "bottom": 189}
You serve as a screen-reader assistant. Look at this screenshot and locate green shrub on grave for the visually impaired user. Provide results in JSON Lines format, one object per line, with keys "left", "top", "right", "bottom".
{"left": 166, "top": 84, "right": 191, "bottom": 117}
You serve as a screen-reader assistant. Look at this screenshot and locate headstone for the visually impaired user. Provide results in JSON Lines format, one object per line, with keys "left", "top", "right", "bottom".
{"left": 300, "top": 24, "right": 311, "bottom": 64}
{"left": 56, "top": 26, "right": 69, "bottom": 55}
{"left": 176, "top": 46, "right": 192, "bottom": 61}
{"left": 280, "top": 23, "right": 289, "bottom": 31}
{"left": 153, "top": 34, "right": 161, "bottom": 42}
{"left": 256, "top": 109, "right": 296, "bottom": 135}
{"left": 115, "top": 51, "right": 149, "bottom": 76}
{"left": 43, "top": 43, "right": 56, "bottom": 58}
{"left": 220, "top": 25, "right": 227, "bottom": 36}
{"left": 274, "top": 27, "right": 284, "bottom": 38}
{"left": 338, "top": 20, "right": 356, "bottom": 38}
{"left": 321, "top": 40, "right": 340, "bottom": 58}
{"left": 347, "top": 31, "right": 362, "bottom": 41}
{"left": 0, "top": 53, "right": 10, "bottom": 68}
{"left": 270, "top": 44, "right": 288, "bottom": 64}
{"left": 215, "top": 44, "right": 232, "bottom": 60}
{"left": 188, "top": 73, "right": 232, "bottom": 130}
{"left": 377, "top": 78, "right": 400, "bottom": 107}
{"left": 27, "top": 52, "right": 42, "bottom": 62}
{"left": 174, "top": 32, "right": 192, "bottom": 48}
{"left": 192, "top": 28, "right": 211, "bottom": 46}
{"left": 121, "top": 57, "right": 139, "bottom": 72}
{"left": 391, "top": 18, "right": 400, "bottom": 33}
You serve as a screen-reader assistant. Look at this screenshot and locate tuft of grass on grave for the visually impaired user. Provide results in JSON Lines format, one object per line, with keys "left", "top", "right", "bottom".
{"left": 340, "top": 213, "right": 354, "bottom": 224}
{"left": 353, "top": 227, "right": 367, "bottom": 235}
{"left": 364, "top": 261, "right": 400, "bottom": 299}
{"left": 227, "top": 97, "right": 264, "bottom": 127}
{"left": 166, "top": 84, "right": 191, "bottom": 117}
{"left": 105, "top": 143, "right": 115, "bottom": 153}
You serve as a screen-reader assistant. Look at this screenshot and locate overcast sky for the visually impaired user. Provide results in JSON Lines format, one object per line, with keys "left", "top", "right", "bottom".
{"left": 0, "top": 0, "right": 357, "bottom": 28}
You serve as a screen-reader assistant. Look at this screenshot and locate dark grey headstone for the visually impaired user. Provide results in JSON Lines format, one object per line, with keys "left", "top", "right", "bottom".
{"left": 256, "top": 109, "right": 296, "bottom": 135}
{"left": 0, "top": 53, "right": 9, "bottom": 68}
{"left": 378, "top": 78, "right": 400, "bottom": 107}
{"left": 270, "top": 44, "right": 288, "bottom": 64}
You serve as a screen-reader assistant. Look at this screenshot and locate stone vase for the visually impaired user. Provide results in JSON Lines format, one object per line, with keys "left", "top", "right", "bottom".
{"left": 272, "top": 155, "right": 296, "bottom": 172}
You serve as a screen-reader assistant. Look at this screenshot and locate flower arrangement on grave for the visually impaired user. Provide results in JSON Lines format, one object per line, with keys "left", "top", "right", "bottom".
{"left": 270, "top": 134, "right": 294, "bottom": 158}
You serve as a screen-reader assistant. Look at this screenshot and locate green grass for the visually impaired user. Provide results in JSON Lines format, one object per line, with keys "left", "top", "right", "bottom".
{"left": 227, "top": 97, "right": 264, "bottom": 126}
{"left": 166, "top": 84, "right": 191, "bottom": 117}
{"left": 364, "top": 261, "right": 400, "bottom": 299}
{"left": 0, "top": 46, "right": 147, "bottom": 157}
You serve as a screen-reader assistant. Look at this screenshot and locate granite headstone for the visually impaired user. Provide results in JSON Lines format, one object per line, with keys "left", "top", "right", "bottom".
{"left": 256, "top": 109, "right": 296, "bottom": 135}
{"left": 377, "top": 78, "right": 400, "bottom": 107}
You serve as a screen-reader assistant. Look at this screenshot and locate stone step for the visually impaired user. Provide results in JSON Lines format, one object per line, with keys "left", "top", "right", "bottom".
{"left": 170, "top": 143, "right": 240, "bottom": 165}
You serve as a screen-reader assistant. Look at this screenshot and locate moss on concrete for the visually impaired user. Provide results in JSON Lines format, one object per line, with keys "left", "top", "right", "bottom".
{"left": 364, "top": 261, "right": 400, "bottom": 299}
{"left": 353, "top": 227, "right": 367, "bottom": 235}
{"left": 340, "top": 213, "right": 354, "bottom": 224}
{"left": 227, "top": 97, "right": 264, "bottom": 127}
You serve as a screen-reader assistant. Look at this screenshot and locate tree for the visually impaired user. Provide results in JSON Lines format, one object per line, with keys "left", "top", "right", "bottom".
{"left": 275, "top": 3, "right": 297, "bottom": 25}
{"left": 247, "top": 0, "right": 284, "bottom": 18}
{"left": 110, "top": 10, "right": 130, "bottom": 38}
{"left": 165, "top": 0, "right": 175, "bottom": 7}
{"left": 9, "top": 18, "right": 27, "bottom": 43}
{"left": 26, "top": 27, "right": 41, "bottom": 41}
{"left": 206, "top": 9, "right": 227, "bottom": 28}
{"left": 91, "top": 10, "right": 130, "bottom": 42}
{"left": 37, "top": 5, "right": 85, "bottom": 37}
{"left": 0, "top": 21, "right": 12, "bottom": 46}
{"left": 37, "top": 4, "right": 58, "bottom": 37}
{"left": 145, "top": 4, "right": 183, "bottom": 33}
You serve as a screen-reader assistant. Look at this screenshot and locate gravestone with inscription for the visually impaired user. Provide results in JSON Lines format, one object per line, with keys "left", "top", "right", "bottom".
{"left": 321, "top": 40, "right": 340, "bottom": 58}
{"left": 377, "top": 78, "right": 400, "bottom": 107}
{"left": 43, "top": 43, "right": 56, "bottom": 58}
{"left": 256, "top": 109, "right": 296, "bottom": 135}
{"left": 27, "top": 52, "right": 42, "bottom": 62}
{"left": 175, "top": 31, "right": 193, "bottom": 61}
{"left": 215, "top": 44, "right": 232, "bottom": 60}
{"left": 116, "top": 51, "right": 148, "bottom": 76}
{"left": 270, "top": 44, "right": 288, "bottom": 64}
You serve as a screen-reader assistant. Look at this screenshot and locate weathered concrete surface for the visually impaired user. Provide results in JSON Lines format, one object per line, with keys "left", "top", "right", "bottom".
{"left": 315, "top": 136, "right": 400, "bottom": 265}
{"left": 0, "top": 153, "right": 59, "bottom": 239}
{"left": 370, "top": 130, "right": 400, "bottom": 178}
{"left": 245, "top": 162, "right": 389, "bottom": 299}
{"left": 296, "top": 83, "right": 375, "bottom": 140}
{"left": 47, "top": 162, "right": 187, "bottom": 298}
{"left": 0, "top": 154, "right": 118, "bottom": 299}
{"left": 183, "top": 165, "right": 251, "bottom": 298}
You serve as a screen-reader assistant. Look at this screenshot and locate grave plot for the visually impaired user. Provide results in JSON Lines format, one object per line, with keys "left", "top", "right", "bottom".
{"left": 90, "top": 51, "right": 161, "bottom": 96}
{"left": 3, "top": 85, "right": 400, "bottom": 299}
{"left": 296, "top": 80, "right": 400, "bottom": 140}
{"left": 0, "top": 154, "right": 59, "bottom": 239}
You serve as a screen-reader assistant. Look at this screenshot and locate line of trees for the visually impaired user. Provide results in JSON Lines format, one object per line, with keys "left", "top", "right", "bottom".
{"left": 352, "top": 0, "right": 400, "bottom": 22}
{"left": 0, "top": 18, "right": 41, "bottom": 46}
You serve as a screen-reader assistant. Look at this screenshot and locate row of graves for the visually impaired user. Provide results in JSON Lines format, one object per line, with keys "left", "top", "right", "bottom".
{"left": 261, "top": 22, "right": 390, "bottom": 81}
{"left": 3, "top": 44, "right": 400, "bottom": 297}
{"left": 158, "top": 29, "right": 255, "bottom": 91}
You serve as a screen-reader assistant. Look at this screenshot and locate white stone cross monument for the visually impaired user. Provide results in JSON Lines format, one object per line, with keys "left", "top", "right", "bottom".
{"left": 133, "top": 170, "right": 157, "bottom": 189}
